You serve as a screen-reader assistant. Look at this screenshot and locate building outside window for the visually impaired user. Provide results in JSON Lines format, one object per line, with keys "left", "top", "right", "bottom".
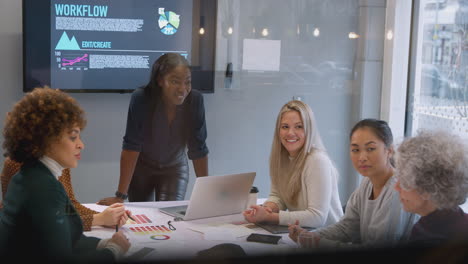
{"left": 407, "top": 0, "right": 468, "bottom": 139}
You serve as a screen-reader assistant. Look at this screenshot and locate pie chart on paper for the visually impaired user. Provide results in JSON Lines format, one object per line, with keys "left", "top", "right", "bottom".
{"left": 158, "top": 9, "right": 180, "bottom": 35}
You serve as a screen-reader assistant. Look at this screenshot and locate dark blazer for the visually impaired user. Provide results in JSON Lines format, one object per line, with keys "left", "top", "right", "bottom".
{"left": 0, "top": 160, "right": 114, "bottom": 262}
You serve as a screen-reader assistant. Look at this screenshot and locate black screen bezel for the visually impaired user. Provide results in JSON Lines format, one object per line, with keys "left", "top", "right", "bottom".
{"left": 22, "top": 0, "right": 217, "bottom": 93}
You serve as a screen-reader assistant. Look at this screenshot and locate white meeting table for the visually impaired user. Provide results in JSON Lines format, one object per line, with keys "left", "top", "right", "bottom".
{"left": 84, "top": 199, "right": 302, "bottom": 262}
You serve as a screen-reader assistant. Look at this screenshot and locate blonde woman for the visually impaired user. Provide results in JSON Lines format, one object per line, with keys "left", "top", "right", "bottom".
{"left": 243, "top": 100, "right": 343, "bottom": 228}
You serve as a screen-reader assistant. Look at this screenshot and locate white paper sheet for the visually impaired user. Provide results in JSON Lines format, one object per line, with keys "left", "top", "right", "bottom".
{"left": 242, "top": 38, "right": 281, "bottom": 71}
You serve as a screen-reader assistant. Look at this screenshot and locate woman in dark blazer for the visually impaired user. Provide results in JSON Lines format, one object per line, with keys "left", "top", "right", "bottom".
{"left": 0, "top": 87, "right": 130, "bottom": 262}
{"left": 394, "top": 130, "right": 468, "bottom": 246}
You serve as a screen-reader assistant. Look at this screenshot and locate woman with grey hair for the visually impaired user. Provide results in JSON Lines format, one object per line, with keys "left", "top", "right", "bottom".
{"left": 395, "top": 130, "right": 468, "bottom": 246}
{"left": 243, "top": 100, "right": 343, "bottom": 228}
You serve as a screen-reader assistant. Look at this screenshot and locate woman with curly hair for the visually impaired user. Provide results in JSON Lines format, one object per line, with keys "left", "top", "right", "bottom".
{"left": 395, "top": 130, "right": 468, "bottom": 246}
{"left": 243, "top": 100, "right": 343, "bottom": 228}
{"left": 0, "top": 87, "right": 130, "bottom": 261}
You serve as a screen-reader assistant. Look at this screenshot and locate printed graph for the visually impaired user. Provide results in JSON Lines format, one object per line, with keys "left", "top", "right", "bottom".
{"left": 126, "top": 214, "right": 153, "bottom": 225}
{"left": 135, "top": 225, "right": 172, "bottom": 241}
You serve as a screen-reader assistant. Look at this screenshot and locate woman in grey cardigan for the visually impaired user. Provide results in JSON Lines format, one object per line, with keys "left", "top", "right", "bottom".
{"left": 289, "top": 119, "right": 418, "bottom": 249}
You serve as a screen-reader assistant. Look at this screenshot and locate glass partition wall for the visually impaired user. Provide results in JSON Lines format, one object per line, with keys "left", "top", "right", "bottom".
{"left": 197, "top": 0, "right": 388, "bottom": 205}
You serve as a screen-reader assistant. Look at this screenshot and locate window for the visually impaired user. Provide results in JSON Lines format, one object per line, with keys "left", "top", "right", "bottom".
{"left": 406, "top": 0, "right": 468, "bottom": 138}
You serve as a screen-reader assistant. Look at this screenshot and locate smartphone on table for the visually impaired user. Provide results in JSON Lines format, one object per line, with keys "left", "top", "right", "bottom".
{"left": 246, "top": 233, "right": 282, "bottom": 244}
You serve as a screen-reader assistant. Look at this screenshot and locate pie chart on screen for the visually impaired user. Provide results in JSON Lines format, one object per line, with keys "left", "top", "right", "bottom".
{"left": 158, "top": 8, "right": 180, "bottom": 35}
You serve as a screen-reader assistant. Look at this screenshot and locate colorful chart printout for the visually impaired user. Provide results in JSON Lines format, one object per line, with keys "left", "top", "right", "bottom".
{"left": 126, "top": 214, "right": 153, "bottom": 225}
{"left": 150, "top": 235, "right": 170, "bottom": 240}
{"left": 129, "top": 225, "right": 172, "bottom": 235}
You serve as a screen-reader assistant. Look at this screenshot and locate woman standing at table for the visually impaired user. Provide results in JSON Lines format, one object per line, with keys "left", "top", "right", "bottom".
{"left": 394, "top": 130, "right": 468, "bottom": 246}
{"left": 98, "top": 53, "right": 209, "bottom": 205}
{"left": 289, "top": 119, "right": 417, "bottom": 249}
{"left": 0, "top": 87, "right": 130, "bottom": 261}
{"left": 243, "top": 100, "right": 343, "bottom": 228}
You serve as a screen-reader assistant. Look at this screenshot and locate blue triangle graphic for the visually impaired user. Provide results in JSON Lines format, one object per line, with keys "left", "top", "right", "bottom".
{"left": 55, "top": 32, "right": 81, "bottom": 50}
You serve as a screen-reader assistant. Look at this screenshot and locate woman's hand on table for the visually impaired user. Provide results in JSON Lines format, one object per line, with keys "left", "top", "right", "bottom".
{"left": 243, "top": 205, "right": 273, "bottom": 223}
{"left": 97, "top": 196, "right": 123, "bottom": 206}
{"left": 94, "top": 203, "right": 130, "bottom": 227}
{"left": 288, "top": 220, "right": 320, "bottom": 248}
{"left": 288, "top": 220, "right": 305, "bottom": 242}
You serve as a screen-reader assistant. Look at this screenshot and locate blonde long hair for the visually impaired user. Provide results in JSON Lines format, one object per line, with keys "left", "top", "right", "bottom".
{"left": 270, "top": 100, "right": 327, "bottom": 206}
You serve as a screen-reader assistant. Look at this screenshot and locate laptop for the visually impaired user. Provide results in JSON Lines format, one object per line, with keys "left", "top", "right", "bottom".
{"left": 159, "top": 172, "right": 256, "bottom": 220}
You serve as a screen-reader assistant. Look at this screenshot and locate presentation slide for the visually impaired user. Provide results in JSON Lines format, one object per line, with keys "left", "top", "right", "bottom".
{"left": 50, "top": 0, "right": 193, "bottom": 90}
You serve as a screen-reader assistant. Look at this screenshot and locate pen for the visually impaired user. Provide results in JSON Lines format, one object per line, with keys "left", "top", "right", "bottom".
{"left": 118, "top": 213, "right": 135, "bottom": 232}
{"left": 116, "top": 212, "right": 135, "bottom": 232}
{"left": 127, "top": 214, "right": 136, "bottom": 222}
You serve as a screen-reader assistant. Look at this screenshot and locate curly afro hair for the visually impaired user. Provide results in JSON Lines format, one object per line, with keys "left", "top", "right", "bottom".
{"left": 3, "top": 87, "right": 86, "bottom": 164}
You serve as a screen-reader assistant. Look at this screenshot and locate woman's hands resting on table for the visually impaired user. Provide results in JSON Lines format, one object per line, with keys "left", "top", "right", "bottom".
{"left": 243, "top": 205, "right": 274, "bottom": 223}
{"left": 93, "top": 203, "right": 133, "bottom": 228}
{"left": 288, "top": 220, "right": 320, "bottom": 248}
{"left": 288, "top": 220, "right": 306, "bottom": 242}
{"left": 243, "top": 201, "right": 280, "bottom": 223}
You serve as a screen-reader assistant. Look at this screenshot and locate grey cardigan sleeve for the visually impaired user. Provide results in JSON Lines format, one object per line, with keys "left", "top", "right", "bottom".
{"left": 315, "top": 187, "right": 362, "bottom": 245}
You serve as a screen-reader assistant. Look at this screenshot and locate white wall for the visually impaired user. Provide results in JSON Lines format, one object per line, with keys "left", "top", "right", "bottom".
{"left": 0, "top": 0, "right": 24, "bottom": 179}
{"left": 0, "top": 0, "right": 388, "bottom": 206}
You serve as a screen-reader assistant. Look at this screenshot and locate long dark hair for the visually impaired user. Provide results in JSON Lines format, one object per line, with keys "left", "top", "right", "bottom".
{"left": 350, "top": 118, "right": 395, "bottom": 167}
{"left": 144, "top": 53, "right": 190, "bottom": 113}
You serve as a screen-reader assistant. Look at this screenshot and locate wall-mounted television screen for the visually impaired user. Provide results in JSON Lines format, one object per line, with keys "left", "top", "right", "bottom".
{"left": 23, "top": 0, "right": 217, "bottom": 93}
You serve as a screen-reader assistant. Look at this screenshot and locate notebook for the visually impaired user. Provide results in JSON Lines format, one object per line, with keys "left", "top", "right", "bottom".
{"left": 256, "top": 223, "right": 315, "bottom": 234}
{"left": 159, "top": 172, "right": 256, "bottom": 220}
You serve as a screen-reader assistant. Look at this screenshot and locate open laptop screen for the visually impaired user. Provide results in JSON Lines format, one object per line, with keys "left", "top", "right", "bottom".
{"left": 159, "top": 172, "right": 256, "bottom": 220}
